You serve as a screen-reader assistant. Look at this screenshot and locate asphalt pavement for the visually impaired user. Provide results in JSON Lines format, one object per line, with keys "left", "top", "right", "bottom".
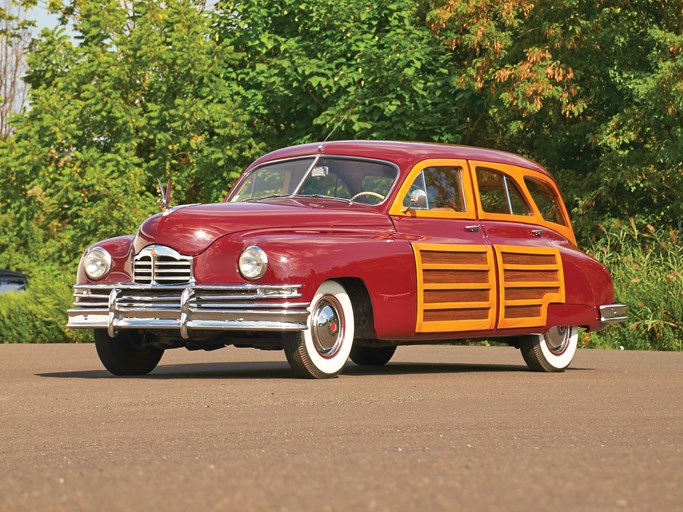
{"left": 0, "top": 343, "right": 681, "bottom": 511}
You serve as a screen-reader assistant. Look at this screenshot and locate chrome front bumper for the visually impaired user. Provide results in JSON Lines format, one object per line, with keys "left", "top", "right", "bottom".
{"left": 67, "top": 283, "right": 310, "bottom": 339}
{"left": 599, "top": 303, "right": 629, "bottom": 330}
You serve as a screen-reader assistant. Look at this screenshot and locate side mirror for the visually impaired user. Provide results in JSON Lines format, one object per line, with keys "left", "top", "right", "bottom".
{"left": 403, "top": 189, "right": 427, "bottom": 213}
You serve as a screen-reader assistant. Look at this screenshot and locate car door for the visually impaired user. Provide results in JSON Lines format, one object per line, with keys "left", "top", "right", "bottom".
{"left": 469, "top": 161, "right": 573, "bottom": 330}
{"left": 390, "top": 159, "right": 497, "bottom": 334}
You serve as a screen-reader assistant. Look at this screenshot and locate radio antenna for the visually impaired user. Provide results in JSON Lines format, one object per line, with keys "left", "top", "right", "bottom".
{"left": 318, "top": 104, "right": 356, "bottom": 152}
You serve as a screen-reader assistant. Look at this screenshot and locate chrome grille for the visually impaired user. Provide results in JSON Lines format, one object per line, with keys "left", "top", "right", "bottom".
{"left": 134, "top": 245, "right": 193, "bottom": 285}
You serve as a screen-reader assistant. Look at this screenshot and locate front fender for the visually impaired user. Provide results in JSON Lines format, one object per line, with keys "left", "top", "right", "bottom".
{"left": 76, "top": 235, "right": 135, "bottom": 284}
{"left": 194, "top": 229, "right": 418, "bottom": 338}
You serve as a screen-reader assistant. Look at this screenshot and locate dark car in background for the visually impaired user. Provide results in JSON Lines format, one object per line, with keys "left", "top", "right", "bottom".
{"left": 0, "top": 270, "right": 28, "bottom": 293}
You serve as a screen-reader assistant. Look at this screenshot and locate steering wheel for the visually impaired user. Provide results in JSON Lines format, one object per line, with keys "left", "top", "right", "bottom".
{"left": 350, "top": 191, "right": 385, "bottom": 203}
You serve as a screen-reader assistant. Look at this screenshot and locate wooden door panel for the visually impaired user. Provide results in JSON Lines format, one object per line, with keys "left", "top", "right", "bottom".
{"left": 413, "top": 243, "right": 496, "bottom": 333}
{"left": 494, "top": 245, "right": 565, "bottom": 329}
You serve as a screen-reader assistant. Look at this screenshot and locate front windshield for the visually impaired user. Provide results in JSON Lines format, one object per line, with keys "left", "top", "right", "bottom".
{"left": 229, "top": 156, "right": 398, "bottom": 205}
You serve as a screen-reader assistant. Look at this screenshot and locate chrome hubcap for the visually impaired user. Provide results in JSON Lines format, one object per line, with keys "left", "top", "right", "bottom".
{"left": 544, "top": 326, "right": 571, "bottom": 355}
{"left": 311, "top": 296, "right": 344, "bottom": 357}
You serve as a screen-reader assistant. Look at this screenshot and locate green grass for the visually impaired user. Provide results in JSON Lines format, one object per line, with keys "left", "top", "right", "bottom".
{"left": 584, "top": 220, "right": 683, "bottom": 351}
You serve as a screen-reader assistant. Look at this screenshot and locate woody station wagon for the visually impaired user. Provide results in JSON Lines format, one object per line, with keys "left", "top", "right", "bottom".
{"left": 68, "top": 141, "right": 627, "bottom": 378}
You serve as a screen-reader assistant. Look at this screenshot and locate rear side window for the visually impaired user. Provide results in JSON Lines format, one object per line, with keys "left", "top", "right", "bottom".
{"left": 476, "top": 167, "right": 530, "bottom": 216}
{"left": 403, "top": 166, "right": 467, "bottom": 212}
{"left": 524, "top": 177, "right": 567, "bottom": 226}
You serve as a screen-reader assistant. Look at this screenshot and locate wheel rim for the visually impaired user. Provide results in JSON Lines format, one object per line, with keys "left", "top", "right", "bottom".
{"left": 544, "top": 326, "right": 571, "bottom": 355}
{"left": 311, "top": 296, "right": 345, "bottom": 358}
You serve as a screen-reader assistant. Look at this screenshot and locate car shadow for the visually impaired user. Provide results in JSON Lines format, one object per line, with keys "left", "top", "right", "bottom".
{"left": 36, "top": 360, "right": 589, "bottom": 380}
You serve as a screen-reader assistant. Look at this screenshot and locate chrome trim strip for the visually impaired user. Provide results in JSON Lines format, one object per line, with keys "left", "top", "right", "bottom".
{"left": 74, "top": 283, "right": 301, "bottom": 292}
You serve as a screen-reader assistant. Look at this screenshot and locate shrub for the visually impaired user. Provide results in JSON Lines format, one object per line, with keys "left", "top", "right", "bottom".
{"left": 585, "top": 220, "right": 683, "bottom": 351}
{"left": 0, "top": 272, "right": 90, "bottom": 343}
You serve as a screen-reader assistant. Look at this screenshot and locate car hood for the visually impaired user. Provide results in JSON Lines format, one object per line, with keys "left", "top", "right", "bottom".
{"left": 133, "top": 200, "right": 393, "bottom": 255}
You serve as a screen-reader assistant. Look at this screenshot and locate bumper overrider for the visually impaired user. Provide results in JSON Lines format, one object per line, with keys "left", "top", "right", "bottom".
{"left": 67, "top": 283, "right": 310, "bottom": 339}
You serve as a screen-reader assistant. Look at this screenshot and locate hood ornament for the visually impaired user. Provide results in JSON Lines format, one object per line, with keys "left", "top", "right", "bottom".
{"left": 157, "top": 179, "right": 172, "bottom": 211}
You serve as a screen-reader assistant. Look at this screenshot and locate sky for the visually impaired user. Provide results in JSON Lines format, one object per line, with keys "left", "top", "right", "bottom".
{"left": 27, "top": 2, "right": 70, "bottom": 34}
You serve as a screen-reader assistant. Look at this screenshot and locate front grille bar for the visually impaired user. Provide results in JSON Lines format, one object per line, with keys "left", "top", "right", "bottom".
{"left": 133, "top": 245, "right": 193, "bottom": 285}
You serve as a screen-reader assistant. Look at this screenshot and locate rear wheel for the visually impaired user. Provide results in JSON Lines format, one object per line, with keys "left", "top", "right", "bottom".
{"left": 519, "top": 325, "right": 578, "bottom": 372}
{"left": 284, "top": 281, "right": 354, "bottom": 379}
{"left": 350, "top": 345, "right": 396, "bottom": 366}
{"left": 95, "top": 329, "right": 164, "bottom": 376}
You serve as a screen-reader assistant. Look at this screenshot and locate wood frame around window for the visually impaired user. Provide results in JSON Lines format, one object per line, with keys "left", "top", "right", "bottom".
{"left": 469, "top": 160, "right": 577, "bottom": 245}
{"left": 389, "top": 159, "right": 477, "bottom": 220}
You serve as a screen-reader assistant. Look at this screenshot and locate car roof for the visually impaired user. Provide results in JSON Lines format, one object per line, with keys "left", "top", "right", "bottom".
{"left": 0, "top": 269, "right": 27, "bottom": 281}
{"left": 248, "top": 140, "right": 551, "bottom": 177}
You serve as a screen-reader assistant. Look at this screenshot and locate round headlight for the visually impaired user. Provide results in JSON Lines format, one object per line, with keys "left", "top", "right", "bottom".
{"left": 238, "top": 246, "right": 268, "bottom": 280}
{"left": 83, "top": 247, "right": 112, "bottom": 280}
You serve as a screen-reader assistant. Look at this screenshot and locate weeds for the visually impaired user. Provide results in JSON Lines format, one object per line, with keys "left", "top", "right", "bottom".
{"left": 585, "top": 219, "right": 682, "bottom": 351}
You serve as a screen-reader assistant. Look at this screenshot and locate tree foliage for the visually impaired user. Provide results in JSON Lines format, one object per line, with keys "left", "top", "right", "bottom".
{"left": 215, "top": 0, "right": 462, "bottom": 145}
{"left": 0, "top": 0, "right": 259, "bottom": 273}
{"left": 0, "top": 0, "right": 33, "bottom": 137}
{"left": 0, "top": 0, "right": 681, "bottom": 346}
{"left": 426, "top": 0, "right": 683, "bottom": 235}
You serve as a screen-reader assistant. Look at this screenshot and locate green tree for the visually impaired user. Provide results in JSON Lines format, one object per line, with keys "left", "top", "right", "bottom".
{"left": 426, "top": 0, "right": 683, "bottom": 235}
{"left": 215, "top": 0, "right": 463, "bottom": 147}
{"left": 0, "top": 0, "right": 34, "bottom": 137}
{"left": 0, "top": 0, "right": 258, "bottom": 274}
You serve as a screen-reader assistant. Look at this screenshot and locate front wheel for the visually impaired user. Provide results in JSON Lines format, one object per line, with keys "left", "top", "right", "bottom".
{"left": 350, "top": 345, "right": 396, "bottom": 366}
{"left": 284, "top": 281, "right": 355, "bottom": 379}
{"left": 95, "top": 329, "right": 164, "bottom": 376}
{"left": 519, "top": 325, "right": 578, "bottom": 372}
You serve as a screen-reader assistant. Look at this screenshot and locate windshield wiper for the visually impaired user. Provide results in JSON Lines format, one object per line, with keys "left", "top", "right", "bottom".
{"left": 244, "top": 194, "right": 291, "bottom": 202}
{"left": 296, "top": 194, "right": 352, "bottom": 204}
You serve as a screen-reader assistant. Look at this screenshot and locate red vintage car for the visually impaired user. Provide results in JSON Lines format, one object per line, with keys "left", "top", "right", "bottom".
{"left": 68, "top": 141, "right": 627, "bottom": 378}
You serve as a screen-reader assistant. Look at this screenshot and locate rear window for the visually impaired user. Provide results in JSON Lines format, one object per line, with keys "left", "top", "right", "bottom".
{"left": 476, "top": 168, "right": 530, "bottom": 216}
{"left": 524, "top": 177, "right": 567, "bottom": 226}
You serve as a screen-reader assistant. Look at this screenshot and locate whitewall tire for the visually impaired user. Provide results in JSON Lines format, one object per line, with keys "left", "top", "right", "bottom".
{"left": 284, "top": 281, "right": 355, "bottom": 379}
{"left": 519, "top": 325, "right": 579, "bottom": 372}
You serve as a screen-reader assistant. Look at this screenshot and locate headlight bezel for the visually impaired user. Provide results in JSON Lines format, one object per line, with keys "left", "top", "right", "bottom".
{"left": 83, "top": 247, "right": 112, "bottom": 281}
{"left": 238, "top": 246, "right": 268, "bottom": 281}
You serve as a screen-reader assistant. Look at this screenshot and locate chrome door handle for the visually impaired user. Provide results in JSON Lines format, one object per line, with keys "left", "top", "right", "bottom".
{"left": 465, "top": 225, "right": 481, "bottom": 232}
{"left": 531, "top": 229, "right": 543, "bottom": 237}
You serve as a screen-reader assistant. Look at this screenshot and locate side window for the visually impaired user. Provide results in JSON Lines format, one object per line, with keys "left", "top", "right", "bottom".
{"left": 403, "top": 166, "right": 467, "bottom": 212}
{"left": 476, "top": 167, "right": 530, "bottom": 216}
{"left": 524, "top": 177, "right": 567, "bottom": 226}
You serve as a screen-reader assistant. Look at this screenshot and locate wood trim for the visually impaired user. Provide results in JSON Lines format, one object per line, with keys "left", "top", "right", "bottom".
{"left": 469, "top": 160, "right": 578, "bottom": 246}
{"left": 494, "top": 245, "right": 566, "bottom": 329}
{"left": 389, "top": 159, "right": 476, "bottom": 220}
{"left": 413, "top": 243, "right": 496, "bottom": 333}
